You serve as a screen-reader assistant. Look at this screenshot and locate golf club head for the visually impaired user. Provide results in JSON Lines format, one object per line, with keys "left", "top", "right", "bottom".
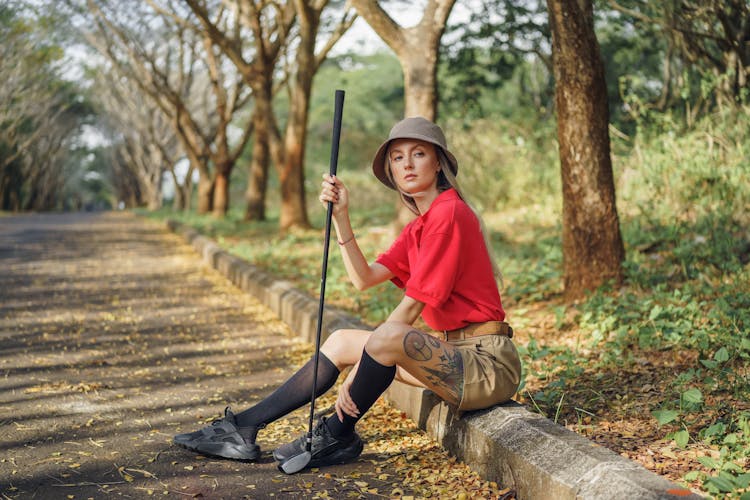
{"left": 278, "top": 450, "right": 311, "bottom": 475}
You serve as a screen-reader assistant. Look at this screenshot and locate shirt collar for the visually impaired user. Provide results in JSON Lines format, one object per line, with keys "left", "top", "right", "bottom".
{"left": 421, "top": 188, "right": 459, "bottom": 217}
{"left": 409, "top": 188, "right": 458, "bottom": 231}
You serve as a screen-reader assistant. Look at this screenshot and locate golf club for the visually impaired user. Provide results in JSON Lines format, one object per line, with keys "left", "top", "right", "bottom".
{"left": 279, "top": 89, "right": 345, "bottom": 475}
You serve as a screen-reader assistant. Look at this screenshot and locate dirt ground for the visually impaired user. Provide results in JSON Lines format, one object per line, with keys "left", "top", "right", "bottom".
{"left": 0, "top": 212, "right": 508, "bottom": 499}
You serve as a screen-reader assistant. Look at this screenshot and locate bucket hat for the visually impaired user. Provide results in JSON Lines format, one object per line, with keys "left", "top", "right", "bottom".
{"left": 371, "top": 116, "right": 458, "bottom": 190}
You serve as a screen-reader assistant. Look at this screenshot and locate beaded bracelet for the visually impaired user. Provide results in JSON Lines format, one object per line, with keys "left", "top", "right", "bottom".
{"left": 338, "top": 234, "right": 355, "bottom": 246}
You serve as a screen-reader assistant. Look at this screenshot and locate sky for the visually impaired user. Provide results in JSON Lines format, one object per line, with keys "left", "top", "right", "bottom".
{"left": 330, "top": 2, "right": 472, "bottom": 55}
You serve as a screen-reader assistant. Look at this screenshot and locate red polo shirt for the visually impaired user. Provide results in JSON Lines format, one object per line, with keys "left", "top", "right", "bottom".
{"left": 376, "top": 188, "right": 505, "bottom": 331}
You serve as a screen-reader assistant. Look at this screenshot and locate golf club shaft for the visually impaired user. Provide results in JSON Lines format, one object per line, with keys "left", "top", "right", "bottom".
{"left": 306, "top": 89, "right": 345, "bottom": 452}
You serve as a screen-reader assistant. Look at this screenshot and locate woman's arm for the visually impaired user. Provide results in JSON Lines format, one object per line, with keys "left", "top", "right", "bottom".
{"left": 320, "top": 174, "right": 393, "bottom": 290}
{"left": 386, "top": 295, "right": 425, "bottom": 325}
{"left": 332, "top": 215, "right": 392, "bottom": 290}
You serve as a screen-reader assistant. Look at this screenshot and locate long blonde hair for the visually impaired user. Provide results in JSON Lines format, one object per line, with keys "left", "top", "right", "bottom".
{"left": 384, "top": 146, "right": 504, "bottom": 287}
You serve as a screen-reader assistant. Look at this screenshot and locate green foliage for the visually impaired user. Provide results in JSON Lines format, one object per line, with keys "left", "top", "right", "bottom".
{"left": 691, "top": 413, "right": 750, "bottom": 497}
{"left": 444, "top": 115, "right": 559, "bottom": 212}
{"left": 439, "top": 0, "right": 550, "bottom": 120}
{"left": 499, "top": 229, "right": 562, "bottom": 303}
{"left": 614, "top": 107, "right": 750, "bottom": 225}
{"left": 307, "top": 53, "right": 404, "bottom": 178}
{"left": 438, "top": 45, "right": 522, "bottom": 120}
{"left": 597, "top": 0, "right": 749, "bottom": 126}
{"left": 595, "top": 8, "right": 667, "bottom": 130}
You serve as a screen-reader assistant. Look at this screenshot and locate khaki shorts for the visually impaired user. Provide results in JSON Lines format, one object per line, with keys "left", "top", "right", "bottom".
{"left": 450, "top": 334, "right": 522, "bottom": 411}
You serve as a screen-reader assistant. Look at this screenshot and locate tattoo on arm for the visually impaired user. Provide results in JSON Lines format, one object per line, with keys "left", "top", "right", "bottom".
{"left": 403, "top": 330, "right": 464, "bottom": 406}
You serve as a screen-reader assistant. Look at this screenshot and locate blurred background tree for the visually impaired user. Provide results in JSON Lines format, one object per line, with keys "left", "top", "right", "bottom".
{"left": 0, "top": 3, "right": 93, "bottom": 210}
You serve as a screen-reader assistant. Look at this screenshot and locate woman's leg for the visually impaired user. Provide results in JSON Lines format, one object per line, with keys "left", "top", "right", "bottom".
{"left": 324, "top": 321, "right": 462, "bottom": 441}
{"left": 365, "top": 323, "right": 464, "bottom": 406}
{"left": 320, "top": 329, "right": 371, "bottom": 369}
{"left": 174, "top": 329, "right": 372, "bottom": 460}
{"left": 233, "top": 329, "right": 372, "bottom": 428}
{"left": 322, "top": 328, "right": 433, "bottom": 390}
{"left": 275, "top": 324, "right": 448, "bottom": 467}
{"left": 395, "top": 367, "right": 427, "bottom": 388}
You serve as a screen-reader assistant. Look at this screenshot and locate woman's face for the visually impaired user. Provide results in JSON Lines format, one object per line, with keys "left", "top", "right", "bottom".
{"left": 387, "top": 139, "right": 440, "bottom": 195}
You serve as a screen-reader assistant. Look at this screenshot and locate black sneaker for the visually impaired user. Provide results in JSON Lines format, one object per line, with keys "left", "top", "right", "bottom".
{"left": 173, "top": 407, "right": 261, "bottom": 461}
{"left": 273, "top": 417, "right": 363, "bottom": 467}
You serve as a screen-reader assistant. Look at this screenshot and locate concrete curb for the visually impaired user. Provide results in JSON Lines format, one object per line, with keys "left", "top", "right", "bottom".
{"left": 165, "top": 219, "right": 701, "bottom": 500}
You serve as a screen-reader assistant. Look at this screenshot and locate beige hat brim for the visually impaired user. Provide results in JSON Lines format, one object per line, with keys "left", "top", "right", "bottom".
{"left": 371, "top": 133, "right": 459, "bottom": 190}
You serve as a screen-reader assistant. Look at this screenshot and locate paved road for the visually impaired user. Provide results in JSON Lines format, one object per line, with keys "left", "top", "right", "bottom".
{"left": 0, "top": 212, "right": 420, "bottom": 499}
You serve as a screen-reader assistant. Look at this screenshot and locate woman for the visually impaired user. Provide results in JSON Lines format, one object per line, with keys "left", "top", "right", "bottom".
{"left": 174, "top": 116, "right": 521, "bottom": 468}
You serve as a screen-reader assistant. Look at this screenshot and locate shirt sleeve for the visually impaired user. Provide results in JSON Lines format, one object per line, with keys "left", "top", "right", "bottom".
{"left": 404, "top": 211, "right": 463, "bottom": 309}
{"left": 375, "top": 224, "right": 411, "bottom": 289}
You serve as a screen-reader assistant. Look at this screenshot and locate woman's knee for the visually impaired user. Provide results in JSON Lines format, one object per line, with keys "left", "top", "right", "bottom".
{"left": 365, "top": 322, "right": 411, "bottom": 362}
{"left": 321, "top": 329, "right": 369, "bottom": 368}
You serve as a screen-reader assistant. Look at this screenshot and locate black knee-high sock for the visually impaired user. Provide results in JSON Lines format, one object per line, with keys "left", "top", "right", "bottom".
{"left": 234, "top": 353, "right": 340, "bottom": 429}
{"left": 326, "top": 349, "right": 396, "bottom": 438}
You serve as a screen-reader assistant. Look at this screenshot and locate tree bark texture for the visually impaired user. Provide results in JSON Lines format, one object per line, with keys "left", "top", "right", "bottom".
{"left": 270, "top": 0, "right": 320, "bottom": 230}
{"left": 212, "top": 169, "right": 229, "bottom": 217}
{"left": 245, "top": 106, "right": 270, "bottom": 221}
{"left": 235, "top": 1, "right": 284, "bottom": 223}
{"left": 401, "top": 31, "right": 440, "bottom": 120}
{"left": 170, "top": 168, "right": 186, "bottom": 211}
{"left": 547, "top": 0, "right": 625, "bottom": 300}
{"left": 278, "top": 58, "right": 313, "bottom": 229}
{"left": 197, "top": 174, "right": 214, "bottom": 214}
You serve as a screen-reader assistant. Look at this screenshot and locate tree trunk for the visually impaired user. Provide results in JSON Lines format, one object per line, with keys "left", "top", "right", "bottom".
{"left": 148, "top": 199, "right": 162, "bottom": 210}
{"left": 279, "top": 117, "right": 310, "bottom": 230}
{"left": 168, "top": 168, "right": 184, "bottom": 211}
{"left": 245, "top": 138, "right": 268, "bottom": 221}
{"left": 197, "top": 174, "right": 214, "bottom": 214}
{"left": 245, "top": 91, "right": 271, "bottom": 221}
{"left": 401, "top": 32, "right": 439, "bottom": 120}
{"left": 212, "top": 168, "right": 229, "bottom": 217}
{"left": 172, "top": 186, "right": 185, "bottom": 211}
{"left": 277, "top": 0, "right": 317, "bottom": 231}
{"left": 183, "top": 176, "right": 193, "bottom": 212}
{"left": 146, "top": 185, "right": 162, "bottom": 210}
{"left": 547, "top": 0, "right": 625, "bottom": 301}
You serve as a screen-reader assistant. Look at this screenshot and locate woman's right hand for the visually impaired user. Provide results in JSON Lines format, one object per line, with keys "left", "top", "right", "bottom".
{"left": 335, "top": 369, "right": 360, "bottom": 421}
{"left": 319, "top": 173, "right": 349, "bottom": 216}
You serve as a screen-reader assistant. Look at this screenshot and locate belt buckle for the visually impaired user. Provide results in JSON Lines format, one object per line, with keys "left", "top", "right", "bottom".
{"left": 448, "top": 328, "right": 467, "bottom": 341}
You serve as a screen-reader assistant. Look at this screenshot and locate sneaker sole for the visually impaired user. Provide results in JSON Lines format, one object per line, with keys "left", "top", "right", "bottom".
{"left": 308, "top": 438, "right": 364, "bottom": 467}
{"left": 174, "top": 439, "right": 260, "bottom": 461}
{"left": 273, "top": 434, "right": 363, "bottom": 463}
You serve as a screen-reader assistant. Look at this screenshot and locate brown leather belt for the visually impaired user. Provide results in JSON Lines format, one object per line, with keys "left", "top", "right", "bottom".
{"left": 441, "top": 321, "right": 513, "bottom": 341}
